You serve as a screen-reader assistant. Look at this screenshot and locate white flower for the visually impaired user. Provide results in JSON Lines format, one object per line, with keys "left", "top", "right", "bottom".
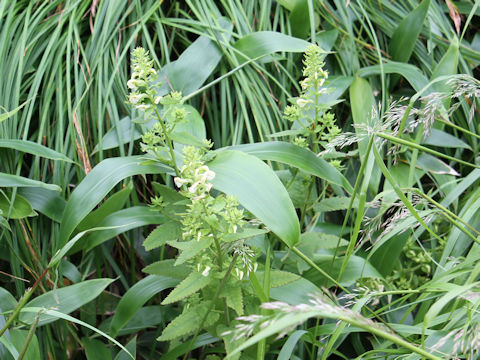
{"left": 202, "top": 266, "right": 211, "bottom": 277}
{"left": 154, "top": 96, "right": 162, "bottom": 104}
{"left": 127, "top": 79, "right": 137, "bottom": 90}
{"left": 174, "top": 177, "right": 188, "bottom": 188}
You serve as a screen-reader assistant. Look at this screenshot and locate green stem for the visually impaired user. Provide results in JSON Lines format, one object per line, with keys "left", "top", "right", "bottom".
{"left": 153, "top": 107, "right": 180, "bottom": 177}
{"left": 17, "top": 313, "right": 41, "bottom": 360}
{"left": 183, "top": 254, "right": 238, "bottom": 360}
{"left": 336, "top": 316, "right": 442, "bottom": 360}
{"left": 329, "top": 135, "right": 374, "bottom": 280}
{"left": 377, "top": 132, "right": 480, "bottom": 169}
{"left": 0, "top": 266, "right": 48, "bottom": 337}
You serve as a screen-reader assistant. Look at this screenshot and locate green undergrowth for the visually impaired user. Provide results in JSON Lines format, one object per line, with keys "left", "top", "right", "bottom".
{"left": 0, "top": 0, "right": 480, "bottom": 359}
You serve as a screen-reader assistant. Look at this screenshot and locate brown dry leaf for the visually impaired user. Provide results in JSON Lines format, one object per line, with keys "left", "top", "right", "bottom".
{"left": 445, "top": 0, "right": 462, "bottom": 35}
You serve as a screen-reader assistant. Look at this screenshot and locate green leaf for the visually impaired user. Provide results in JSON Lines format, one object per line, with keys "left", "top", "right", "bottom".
{"left": 389, "top": 0, "right": 430, "bottom": 63}
{"left": 20, "top": 279, "right": 114, "bottom": 326}
{"left": 300, "top": 232, "right": 348, "bottom": 249}
{"left": 278, "top": 330, "right": 308, "bottom": 360}
{"left": 358, "top": 62, "right": 429, "bottom": 93}
{"left": 233, "top": 31, "right": 310, "bottom": 64}
{"left": 0, "top": 173, "right": 60, "bottom": 191}
{"left": 143, "top": 259, "right": 191, "bottom": 279}
{"left": 59, "top": 156, "right": 171, "bottom": 247}
{"left": 158, "top": 301, "right": 219, "bottom": 341}
{"left": 208, "top": 150, "right": 300, "bottom": 247}
{"left": 100, "top": 306, "right": 163, "bottom": 336}
{"left": 0, "top": 193, "right": 36, "bottom": 219}
{"left": 19, "top": 188, "right": 66, "bottom": 222}
{"left": 21, "top": 307, "right": 133, "bottom": 359}
{"left": 0, "top": 101, "right": 28, "bottom": 123}
{"left": 159, "top": 17, "right": 233, "bottom": 96}
{"left": 0, "top": 139, "right": 73, "bottom": 162}
{"left": 303, "top": 254, "right": 383, "bottom": 286}
{"left": 431, "top": 37, "right": 459, "bottom": 94}
{"left": 114, "top": 336, "right": 136, "bottom": 360}
{"left": 0, "top": 287, "right": 17, "bottom": 312}
{"left": 83, "top": 338, "right": 112, "bottom": 360}
{"left": 421, "top": 128, "right": 470, "bottom": 149}
{"left": 416, "top": 153, "right": 459, "bottom": 176}
{"left": 227, "top": 142, "right": 353, "bottom": 193}
{"left": 162, "top": 270, "right": 212, "bottom": 305}
{"left": 257, "top": 270, "right": 300, "bottom": 288}
{"left": 78, "top": 206, "right": 164, "bottom": 253}
{"left": 169, "top": 238, "right": 213, "bottom": 265}
{"left": 8, "top": 329, "right": 41, "bottom": 360}
{"left": 109, "top": 275, "right": 179, "bottom": 337}
{"left": 77, "top": 185, "right": 132, "bottom": 231}
{"left": 143, "top": 221, "right": 182, "bottom": 251}
{"left": 315, "top": 197, "right": 359, "bottom": 212}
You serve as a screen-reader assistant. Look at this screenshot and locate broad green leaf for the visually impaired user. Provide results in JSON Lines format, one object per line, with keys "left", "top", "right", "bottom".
{"left": 0, "top": 173, "right": 60, "bottom": 191}
{"left": 0, "top": 193, "right": 36, "bottom": 219}
{"left": 358, "top": 62, "right": 429, "bottom": 93}
{"left": 143, "top": 259, "right": 190, "bottom": 279}
{"left": 233, "top": 31, "right": 310, "bottom": 64}
{"left": 315, "top": 197, "right": 359, "bottom": 212}
{"left": 208, "top": 150, "right": 300, "bottom": 247}
{"left": 0, "top": 139, "right": 73, "bottom": 162}
{"left": 143, "top": 220, "right": 182, "bottom": 251}
{"left": 416, "top": 153, "right": 459, "bottom": 176}
{"left": 162, "top": 270, "right": 212, "bottom": 305}
{"left": 109, "top": 275, "right": 179, "bottom": 336}
{"left": 350, "top": 77, "right": 381, "bottom": 194}
{"left": 270, "top": 277, "right": 322, "bottom": 305}
{"left": 77, "top": 184, "right": 132, "bottom": 231}
{"left": 59, "top": 156, "right": 171, "bottom": 247}
{"left": 20, "top": 278, "right": 114, "bottom": 326}
{"left": 289, "top": 0, "right": 310, "bottom": 38}
{"left": 78, "top": 206, "right": 164, "bottom": 253}
{"left": 227, "top": 142, "right": 353, "bottom": 193}
{"left": 8, "top": 329, "right": 41, "bottom": 360}
{"left": 300, "top": 232, "right": 348, "bottom": 249}
{"left": 158, "top": 301, "right": 219, "bottom": 341}
{"left": 83, "top": 338, "right": 112, "bottom": 360}
{"left": 100, "top": 306, "right": 163, "bottom": 336}
{"left": 421, "top": 128, "right": 471, "bottom": 149}
{"left": 159, "top": 17, "right": 233, "bottom": 96}
{"left": 114, "top": 336, "right": 136, "bottom": 360}
{"left": 389, "top": 0, "right": 430, "bottom": 83}
{"left": 19, "top": 188, "right": 66, "bottom": 222}
{"left": 303, "top": 253, "right": 383, "bottom": 286}
{"left": 431, "top": 37, "right": 459, "bottom": 94}
{"left": 93, "top": 116, "right": 143, "bottom": 153}
{"left": 0, "top": 287, "right": 17, "bottom": 312}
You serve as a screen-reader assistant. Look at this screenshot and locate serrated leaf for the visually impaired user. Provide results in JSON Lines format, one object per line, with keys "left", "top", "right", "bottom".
{"left": 257, "top": 270, "right": 300, "bottom": 288}
{"left": 158, "top": 301, "right": 219, "bottom": 341}
{"left": 169, "top": 238, "right": 213, "bottom": 265}
{"left": 162, "top": 271, "right": 212, "bottom": 305}
{"left": 143, "top": 221, "right": 182, "bottom": 251}
{"left": 224, "top": 284, "right": 243, "bottom": 316}
{"left": 223, "top": 228, "right": 269, "bottom": 242}
{"left": 143, "top": 259, "right": 191, "bottom": 279}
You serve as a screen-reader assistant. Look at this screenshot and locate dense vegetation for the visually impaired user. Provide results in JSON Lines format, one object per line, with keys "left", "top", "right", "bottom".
{"left": 1, "top": 0, "right": 479, "bottom": 359}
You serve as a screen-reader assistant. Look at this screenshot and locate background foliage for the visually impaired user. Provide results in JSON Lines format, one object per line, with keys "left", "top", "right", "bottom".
{"left": 0, "top": 0, "right": 479, "bottom": 359}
